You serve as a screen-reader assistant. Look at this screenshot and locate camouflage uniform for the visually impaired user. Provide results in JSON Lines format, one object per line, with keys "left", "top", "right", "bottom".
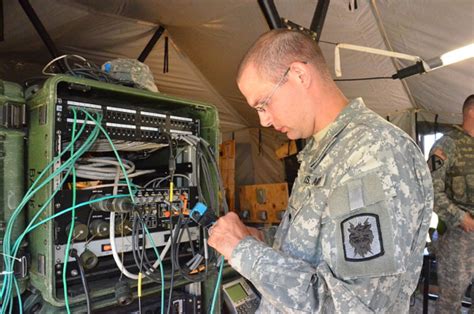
{"left": 429, "top": 126, "right": 474, "bottom": 314}
{"left": 231, "top": 98, "right": 433, "bottom": 313}
{"left": 102, "top": 59, "right": 158, "bottom": 92}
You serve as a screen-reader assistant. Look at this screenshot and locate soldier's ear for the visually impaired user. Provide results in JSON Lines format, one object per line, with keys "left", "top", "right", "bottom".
{"left": 290, "top": 62, "right": 311, "bottom": 89}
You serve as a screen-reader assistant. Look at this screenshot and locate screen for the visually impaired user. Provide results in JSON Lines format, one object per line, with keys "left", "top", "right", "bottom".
{"left": 226, "top": 283, "right": 248, "bottom": 303}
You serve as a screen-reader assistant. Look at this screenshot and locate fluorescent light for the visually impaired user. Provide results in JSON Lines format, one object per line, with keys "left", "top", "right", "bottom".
{"left": 440, "top": 43, "right": 474, "bottom": 66}
{"left": 393, "top": 42, "right": 474, "bottom": 79}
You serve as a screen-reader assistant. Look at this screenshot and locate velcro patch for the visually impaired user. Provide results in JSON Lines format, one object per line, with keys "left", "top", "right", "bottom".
{"left": 432, "top": 148, "right": 447, "bottom": 161}
{"left": 428, "top": 155, "right": 444, "bottom": 171}
{"left": 341, "top": 214, "right": 384, "bottom": 261}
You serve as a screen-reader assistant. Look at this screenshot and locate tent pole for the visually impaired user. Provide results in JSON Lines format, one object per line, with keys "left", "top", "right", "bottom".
{"left": 310, "top": 0, "right": 330, "bottom": 42}
{"left": 0, "top": 0, "right": 3, "bottom": 41}
{"left": 18, "top": 0, "right": 64, "bottom": 71}
{"left": 257, "top": 0, "right": 282, "bottom": 29}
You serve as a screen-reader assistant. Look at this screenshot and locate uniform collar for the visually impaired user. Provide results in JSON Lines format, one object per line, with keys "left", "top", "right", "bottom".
{"left": 453, "top": 124, "right": 473, "bottom": 138}
{"left": 297, "top": 98, "right": 366, "bottom": 163}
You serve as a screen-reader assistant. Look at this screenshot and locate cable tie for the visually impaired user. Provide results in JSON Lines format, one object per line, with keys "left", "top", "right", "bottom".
{"left": 0, "top": 271, "right": 14, "bottom": 275}
{"left": 0, "top": 253, "right": 22, "bottom": 262}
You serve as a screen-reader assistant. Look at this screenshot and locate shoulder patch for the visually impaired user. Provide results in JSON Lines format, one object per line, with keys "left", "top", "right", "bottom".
{"left": 432, "top": 148, "right": 447, "bottom": 161}
{"left": 341, "top": 213, "right": 384, "bottom": 261}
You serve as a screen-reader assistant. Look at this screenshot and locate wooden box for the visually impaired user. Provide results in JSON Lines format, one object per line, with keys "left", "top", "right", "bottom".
{"left": 238, "top": 183, "right": 288, "bottom": 224}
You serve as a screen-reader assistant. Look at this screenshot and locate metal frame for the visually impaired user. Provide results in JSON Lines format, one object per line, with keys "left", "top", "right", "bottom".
{"left": 18, "top": 0, "right": 64, "bottom": 71}
{"left": 257, "top": 0, "right": 331, "bottom": 43}
{"left": 310, "top": 0, "right": 330, "bottom": 42}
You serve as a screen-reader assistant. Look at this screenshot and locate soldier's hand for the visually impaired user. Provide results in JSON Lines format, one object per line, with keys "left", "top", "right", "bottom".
{"left": 246, "top": 226, "right": 264, "bottom": 241}
{"left": 460, "top": 213, "right": 474, "bottom": 232}
{"left": 208, "top": 212, "right": 251, "bottom": 260}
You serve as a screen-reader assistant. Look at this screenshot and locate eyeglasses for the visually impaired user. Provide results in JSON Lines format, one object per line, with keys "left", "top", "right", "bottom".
{"left": 254, "top": 67, "right": 291, "bottom": 113}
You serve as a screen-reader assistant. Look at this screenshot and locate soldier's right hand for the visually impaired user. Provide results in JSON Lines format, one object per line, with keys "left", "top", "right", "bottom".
{"left": 460, "top": 213, "right": 474, "bottom": 232}
{"left": 246, "top": 226, "right": 264, "bottom": 241}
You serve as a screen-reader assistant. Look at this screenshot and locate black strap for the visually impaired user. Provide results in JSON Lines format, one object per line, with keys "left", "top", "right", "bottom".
{"left": 163, "top": 36, "right": 169, "bottom": 73}
{"left": 430, "top": 114, "right": 439, "bottom": 171}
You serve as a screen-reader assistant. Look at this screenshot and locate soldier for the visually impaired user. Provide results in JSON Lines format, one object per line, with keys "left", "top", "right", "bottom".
{"left": 208, "top": 29, "right": 433, "bottom": 313}
{"left": 430, "top": 94, "right": 474, "bottom": 314}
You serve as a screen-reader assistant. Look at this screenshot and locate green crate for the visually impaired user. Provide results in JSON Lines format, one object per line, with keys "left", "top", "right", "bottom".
{"left": 26, "top": 75, "right": 220, "bottom": 311}
{"left": 0, "top": 80, "right": 28, "bottom": 298}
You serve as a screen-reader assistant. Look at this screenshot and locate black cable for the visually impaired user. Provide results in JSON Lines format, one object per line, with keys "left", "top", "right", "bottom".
{"left": 138, "top": 220, "right": 145, "bottom": 314}
{"left": 334, "top": 76, "right": 392, "bottom": 81}
{"left": 200, "top": 139, "right": 229, "bottom": 213}
{"left": 132, "top": 213, "right": 161, "bottom": 283}
{"left": 184, "top": 223, "right": 196, "bottom": 256}
{"left": 174, "top": 218, "right": 203, "bottom": 282}
{"left": 319, "top": 40, "right": 338, "bottom": 45}
{"left": 70, "top": 249, "right": 92, "bottom": 314}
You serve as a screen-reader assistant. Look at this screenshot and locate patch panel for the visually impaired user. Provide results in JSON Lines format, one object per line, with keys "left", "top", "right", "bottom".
{"left": 56, "top": 99, "right": 199, "bottom": 142}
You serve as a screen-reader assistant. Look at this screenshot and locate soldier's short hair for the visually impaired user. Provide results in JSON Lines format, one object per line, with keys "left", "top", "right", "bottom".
{"left": 237, "top": 29, "right": 332, "bottom": 85}
{"left": 463, "top": 94, "right": 474, "bottom": 114}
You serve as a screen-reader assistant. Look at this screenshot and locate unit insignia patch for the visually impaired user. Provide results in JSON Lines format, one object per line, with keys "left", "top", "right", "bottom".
{"left": 341, "top": 214, "right": 384, "bottom": 261}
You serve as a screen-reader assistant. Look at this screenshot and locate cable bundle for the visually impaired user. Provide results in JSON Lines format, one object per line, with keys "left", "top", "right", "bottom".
{"left": 88, "top": 139, "right": 167, "bottom": 152}
{"left": 0, "top": 108, "right": 133, "bottom": 313}
{"left": 41, "top": 55, "right": 132, "bottom": 85}
{"left": 75, "top": 157, "right": 156, "bottom": 180}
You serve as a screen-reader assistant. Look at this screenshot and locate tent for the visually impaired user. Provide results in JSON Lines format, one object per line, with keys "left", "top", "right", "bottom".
{"left": 1, "top": 0, "right": 473, "bottom": 186}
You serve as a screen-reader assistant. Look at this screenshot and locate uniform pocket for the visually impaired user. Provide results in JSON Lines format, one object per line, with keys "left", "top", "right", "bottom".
{"left": 452, "top": 176, "right": 466, "bottom": 200}
{"left": 465, "top": 174, "right": 474, "bottom": 203}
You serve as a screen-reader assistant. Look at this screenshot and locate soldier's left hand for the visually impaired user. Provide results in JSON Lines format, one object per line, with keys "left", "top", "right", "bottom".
{"left": 460, "top": 213, "right": 474, "bottom": 232}
{"left": 208, "top": 212, "right": 251, "bottom": 260}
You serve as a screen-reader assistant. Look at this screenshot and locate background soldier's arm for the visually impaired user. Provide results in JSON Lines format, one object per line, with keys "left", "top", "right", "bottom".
{"left": 429, "top": 137, "right": 466, "bottom": 228}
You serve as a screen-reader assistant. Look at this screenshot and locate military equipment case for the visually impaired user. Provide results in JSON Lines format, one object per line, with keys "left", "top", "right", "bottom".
{"left": 0, "top": 80, "right": 27, "bottom": 297}
{"left": 26, "top": 75, "right": 220, "bottom": 311}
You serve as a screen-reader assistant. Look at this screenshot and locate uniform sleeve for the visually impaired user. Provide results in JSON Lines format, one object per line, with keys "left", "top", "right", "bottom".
{"left": 231, "top": 237, "right": 375, "bottom": 313}
{"left": 231, "top": 132, "right": 433, "bottom": 313}
{"left": 429, "top": 137, "right": 466, "bottom": 228}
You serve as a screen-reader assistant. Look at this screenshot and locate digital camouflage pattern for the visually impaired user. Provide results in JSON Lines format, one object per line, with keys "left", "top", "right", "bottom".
{"left": 102, "top": 59, "right": 158, "bottom": 92}
{"left": 429, "top": 126, "right": 474, "bottom": 313}
{"left": 429, "top": 125, "right": 474, "bottom": 227}
{"left": 230, "top": 98, "right": 433, "bottom": 313}
{"left": 435, "top": 226, "right": 474, "bottom": 313}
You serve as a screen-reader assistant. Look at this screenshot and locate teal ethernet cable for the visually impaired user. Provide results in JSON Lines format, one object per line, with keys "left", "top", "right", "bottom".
{"left": 1, "top": 194, "right": 130, "bottom": 312}
{"left": 143, "top": 224, "right": 165, "bottom": 314}
{"left": 2, "top": 113, "right": 99, "bottom": 312}
{"left": 60, "top": 110, "right": 137, "bottom": 312}
{"left": 3, "top": 107, "right": 143, "bottom": 312}
{"left": 81, "top": 110, "right": 135, "bottom": 202}
{"left": 1, "top": 110, "right": 102, "bottom": 312}
{"left": 209, "top": 256, "right": 225, "bottom": 314}
{"left": 1, "top": 114, "right": 94, "bottom": 311}
{"left": 63, "top": 108, "right": 79, "bottom": 314}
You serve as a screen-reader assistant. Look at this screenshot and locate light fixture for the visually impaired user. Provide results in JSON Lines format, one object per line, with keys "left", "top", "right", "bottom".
{"left": 334, "top": 43, "right": 474, "bottom": 80}
{"left": 393, "top": 43, "right": 474, "bottom": 79}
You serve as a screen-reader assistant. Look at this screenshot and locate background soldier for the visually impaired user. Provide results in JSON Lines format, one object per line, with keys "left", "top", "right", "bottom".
{"left": 430, "top": 94, "right": 474, "bottom": 313}
{"left": 208, "top": 29, "right": 433, "bottom": 313}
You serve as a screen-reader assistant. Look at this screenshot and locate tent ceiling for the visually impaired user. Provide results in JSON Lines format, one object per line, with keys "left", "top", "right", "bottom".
{"left": 1, "top": 0, "right": 473, "bottom": 130}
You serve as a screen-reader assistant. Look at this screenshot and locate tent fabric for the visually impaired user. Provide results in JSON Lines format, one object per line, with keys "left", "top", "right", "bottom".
{"left": 0, "top": 0, "right": 472, "bottom": 187}
{"left": 1, "top": 0, "right": 472, "bottom": 129}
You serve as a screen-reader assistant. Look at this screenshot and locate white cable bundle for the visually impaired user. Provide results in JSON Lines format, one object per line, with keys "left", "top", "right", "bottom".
{"left": 88, "top": 139, "right": 167, "bottom": 152}
{"left": 75, "top": 157, "right": 155, "bottom": 180}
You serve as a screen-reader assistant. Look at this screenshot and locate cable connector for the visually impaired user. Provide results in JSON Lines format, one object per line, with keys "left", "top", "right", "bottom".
{"left": 190, "top": 202, "right": 216, "bottom": 228}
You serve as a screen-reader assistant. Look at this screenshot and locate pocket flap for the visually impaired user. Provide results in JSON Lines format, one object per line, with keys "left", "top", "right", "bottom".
{"left": 328, "top": 172, "right": 392, "bottom": 219}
